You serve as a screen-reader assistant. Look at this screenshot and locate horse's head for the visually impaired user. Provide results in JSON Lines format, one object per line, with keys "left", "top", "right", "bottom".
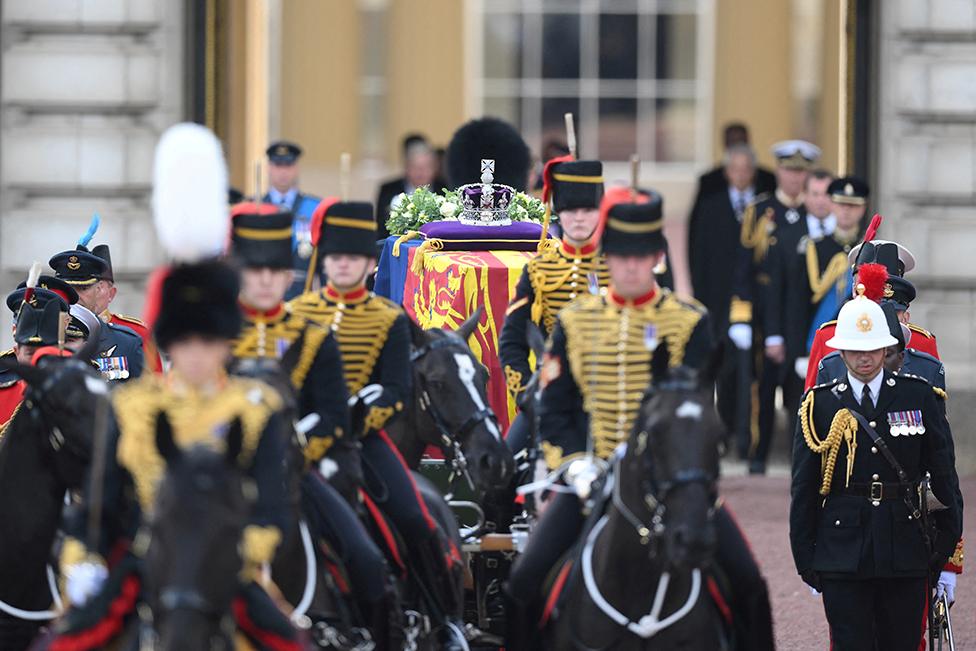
{"left": 623, "top": 344, "right": 722, "bottom": 571}
{"left": 0, "top": 334, "right": 106, "bottom": 487}
{"left": 409, "top": 307, "right": 515, "bottom": 492}
{"left": 146, "top": 412, "right": 248, "bottom": 651}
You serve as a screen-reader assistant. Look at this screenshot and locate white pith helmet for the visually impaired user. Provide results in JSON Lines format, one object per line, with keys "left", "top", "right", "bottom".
{"left": 826, "top": 284, "right": 899, "bottom": 352}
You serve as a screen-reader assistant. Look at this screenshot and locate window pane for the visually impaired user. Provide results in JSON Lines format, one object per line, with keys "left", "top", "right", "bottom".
{"left": 483, "top": 96, "right": 521, "bottom": 128}
{"left": 542, "top": 14, "right": 580, "bottom": 79}
{"left": 599, "top": 97, "right": 637, "bottom": 160}
{"left": 599, "top": 14, "right": 638, "bottom": 80}
{"left": 654, "top": 98, "right": 696, "bottom": 162}
{"left": 655, "top": 14, "right": 697, "bottom": 80}
{"left": 541, "top": 97, "right": 580, "bottom": 150}
{"left": 484, "top": 13, "right": 523, "bottom": 79}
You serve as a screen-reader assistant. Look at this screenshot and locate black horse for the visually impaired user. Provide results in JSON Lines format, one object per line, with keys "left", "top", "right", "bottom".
{"left": 0, "top": 339, "right": 103, "bottom": 651}
{"left": 387, "top": 307, "right": 515, "bottom": 493}
{"left": 144, "top": 413, "right": 249, "bottom": 651}
{"left": 545, "top": 361, "right": 726, "bottom": 650}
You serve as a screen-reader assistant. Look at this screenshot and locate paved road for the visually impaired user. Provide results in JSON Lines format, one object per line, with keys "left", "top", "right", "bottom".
{"left": 724, "top": 469, "right": 975, "bottom": 650}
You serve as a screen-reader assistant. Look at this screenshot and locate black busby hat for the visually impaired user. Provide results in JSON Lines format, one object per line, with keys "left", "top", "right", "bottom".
{"left": 14, "top": 298, "right": 65, "bottom": 347}
{"left": 266, "top": 141, "right": 302, "bottom": 165}
{"left": 828, "top": 176, "right": 869, "bottom": 206}
{"left": 551, "top": 160, "right": 604, "bottom": 213}
{"left": 446, "top": 118, "right": 531, "bottom": 190}
{"left": 230, "top": 204, "right": 295, "bottom": 270}
{"left": 600, "top": 187, "right": 666, "bottom": 255}
{"left": 6, "top": 276, "right": 78, "bottom": 313}
{"left": 49, "top": 249, "right": 110, "bottom": 286}
{"left": 153, "top": 260, "right": 242, "bottom": 350}
{"left": 314, "top": 201, "right": 377, "bottom": 257}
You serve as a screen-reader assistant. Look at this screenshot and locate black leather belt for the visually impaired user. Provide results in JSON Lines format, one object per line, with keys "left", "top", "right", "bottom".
{"left": 840, "top": 481, "right": 913, "bottom": 502}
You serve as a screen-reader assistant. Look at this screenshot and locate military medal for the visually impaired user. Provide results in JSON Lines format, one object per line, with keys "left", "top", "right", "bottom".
{"left": 297, "top": 240, "right": 314, "bottom": 260}
{"left": 785, "top": 209, "right": 800, "bottom": 224}
{"left": 643, "top": 324, "right": 658, "bottom": 351}
{"left": 587, "top": 271, "right": 600, "bottom": 295}
{"left": 276, "top": 338, "right": 290, "bottom": 358}
{"left": 97, "top": 356, "right": 129, "bottom": 381}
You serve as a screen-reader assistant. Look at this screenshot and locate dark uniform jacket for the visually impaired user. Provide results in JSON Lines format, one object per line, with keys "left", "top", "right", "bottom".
{"left": 688, "top": 190, "right": 742, "bottom": 334}
{"left": 729, "top": 190, "right": 807, "bottom": 334}
{"left": 790, "top": 371, "right": 962, "bottom": 579}
{"left": 815, "top": 349, "right": 946, "bottom": 396}
{"left": 538, "top": 289, "right": 712, "bottom": 469}
{"left": 94, "top": 321, "right": 145, "bottom": 382}
{"left": 289, "top": 285, "right": 411, "bottom": 435}
{"left": 62, "top": 374, "right": 290, "bottom": 573}
{"left": 232, "top": 303, "right": 350, "bottom": 462}
{"left": 499, "top": 239, "right": 608, "bottom": 399}
{"left": 775, "top": 230, "right": 859, "bottom": 360}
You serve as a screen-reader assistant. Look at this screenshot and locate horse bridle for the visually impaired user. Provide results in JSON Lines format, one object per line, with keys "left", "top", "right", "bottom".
{"left": 410, "top": 334, "right": 499, "bottom": 492}
{"left": 612, "top": 387, "right": 718, "bottom": 548}
{"left": 23, "top": 361, "right": 99, "bottom": 464}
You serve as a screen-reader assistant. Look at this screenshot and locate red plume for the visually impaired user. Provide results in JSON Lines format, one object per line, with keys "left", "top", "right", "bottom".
{"left": 856, "top": 262, "right": 888, "bottom": 303}
{"left": 309, "top": 197, "right": 340, "bottom": 247}
{"left": 862, "top": 213, "right": 882, "bottom": 243}
{"left": 230, "top": 202, "right": 281, "bottom": 219}
{"left": 592, "top": 185, "right": 651, "bottom": 244}
{"left": 541, "top": 154, "right": 576, "bottom": 204}
{"left": 141, "top": 265, "right": 172, "bottom": 332}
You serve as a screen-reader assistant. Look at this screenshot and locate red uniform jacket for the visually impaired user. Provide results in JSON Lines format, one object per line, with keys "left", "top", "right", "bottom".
{"left": 106, "top": 312, "right": 163, "bottom": 374}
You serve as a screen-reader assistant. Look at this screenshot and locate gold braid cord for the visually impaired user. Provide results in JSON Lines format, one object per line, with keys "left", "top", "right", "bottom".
{"left": 740, "top": 205, "right": 776, "bottom": 263}
{"left": 807, "top": 241, "right": 851, "bottom": 304}
{"left": 289, "top": 325, "right": 329, "bottom": 389}
{"left": 505, "top": 365, "right": 525, "bottom": 397}
{"left": 933, "top": 387, "right": 948, "bottom": 400}
{"left": 799, "top": 391, "right": 859, "bottom": 495}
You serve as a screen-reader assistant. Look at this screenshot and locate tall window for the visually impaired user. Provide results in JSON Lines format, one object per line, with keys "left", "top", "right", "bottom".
{"left": 476, "top": 0, "right": 710, "bottom": 168}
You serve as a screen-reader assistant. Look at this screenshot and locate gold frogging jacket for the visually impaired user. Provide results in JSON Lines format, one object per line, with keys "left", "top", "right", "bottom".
{"left": 61, "top": 374, "right": 289, "bottom": 579}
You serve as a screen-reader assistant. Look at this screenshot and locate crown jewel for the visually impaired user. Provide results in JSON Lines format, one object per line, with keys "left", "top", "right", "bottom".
{"left": 458, "top": 159, "right": 514, "bottom": 226}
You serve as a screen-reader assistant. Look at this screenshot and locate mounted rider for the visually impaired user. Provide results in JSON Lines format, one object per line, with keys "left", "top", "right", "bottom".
{"left": 499, "top": 157, "right": 607, "bottom": 455}
{"left": 288, "top": 199, "right": 466, "bottom": 648}
{"left": 228, "top": 202, "right": 396, "bottom": 643}
{"left": 504, "top": 185, "right": 775, "bottom": 650}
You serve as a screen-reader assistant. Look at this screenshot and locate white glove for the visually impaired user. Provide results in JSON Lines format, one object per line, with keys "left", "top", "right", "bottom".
{"left": 65, "top": 561, "right": 108, "bottom": 606}
{"left": 318, "top": 456, "right": 339, "bottom": 479}
{"left": 794, "top": 357, "right": 809, "bottom": 379}
{"left": 348, "top": 384, "right": 384, "bottom": 407}
{"left": 936, "top": 570, "right": 957, "bottom": 604}
{"left": 728, "top": 324, "right": 753, "bottom": 350}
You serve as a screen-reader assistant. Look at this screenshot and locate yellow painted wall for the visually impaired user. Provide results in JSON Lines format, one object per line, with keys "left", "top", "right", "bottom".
{"left": 712, "top": 0, "right": 794, "bottom": 169}
{"left": 818, "top": 0, "right": 842, "bottom": 174}
{"left": 385, "top": 0, "right": 466, "bottom": 161}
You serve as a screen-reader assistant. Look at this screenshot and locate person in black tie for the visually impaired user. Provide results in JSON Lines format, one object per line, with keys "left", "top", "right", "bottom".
{"left": 375, "top": 134, "right": 446, "bottom": 240}
{"left": 262, "top": 140, "right": 323, "bottom": 299}
{"left": 790, "top": 285, "right": 962, "bottom": 651}
{"left": 689, "top": 143, "right": 757, "bottom": 444}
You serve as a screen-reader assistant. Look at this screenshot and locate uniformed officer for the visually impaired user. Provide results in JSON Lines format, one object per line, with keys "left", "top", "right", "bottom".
{"left": 228, "top": 203, "right": 395, "bottom": 640}
{"left": 49, "top": 248, "right": 144, "bottom": 382}
{"left": 806, "top": 238, "right": 940, "bottom": 389}
{"left": 263, "top": 140, "right": 323, "bottom": 299}
{"left": 79, "top": 242, "right": 163, "bottom": 373}
{"left": 57, "top": 259, "right": 299, "bottom": 646}
{"left": 499, "top": 157, "right": 606, "bottom": 454}
{"left": 288, "top": 200, "right": 465, "bottom": 646}
{"left": 505, "top": 186, "right": 774, "bottom": 651}
{"left": 789, "top": 285, "right": 962, "bottom": 651}
{"left": 728, "top": 139, "right": 821, "bottom": 474}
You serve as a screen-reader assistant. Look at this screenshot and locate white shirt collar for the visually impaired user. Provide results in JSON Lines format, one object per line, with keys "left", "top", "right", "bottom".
{"left": 806, "top": 213, "right": 836, "bottom": 238}
{"left": 847, "top": 370, "right": 884, "bottom": 407}
{"left": 728, "top": 185, "right": 754, "bottom": 203}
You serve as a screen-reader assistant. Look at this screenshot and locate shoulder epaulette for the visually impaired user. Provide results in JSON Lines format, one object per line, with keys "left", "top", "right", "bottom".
{"left": 0, "top": 348, "right": 14, "bottom": 359}
{"left": 107, "top": 322, "right": 141, "bottom": 339}
{"left": 666, "top": 291, "right": 707, "bottom": 314}
{"left": 809, "top": 377, "right": 842, "bottom": 391}
{"left": 112, "top": 313, "right": 146, "bottom": 327}
{"left": 894, "top": 371, "right": 930, "bottom": 384}
{"left": 933, "top": 386, "right": 948, "bottom": 400}
{"left": 907, "top": 323, "right": 935, "bottom": 339}
{"left": 906, "top": 348, "right": 941, "bottom": 365}
{"left": 752, "top": 192, "right": 773, "bottom": 205}
{"left": 817, "top": 320, "right": 837, "bottom": 331}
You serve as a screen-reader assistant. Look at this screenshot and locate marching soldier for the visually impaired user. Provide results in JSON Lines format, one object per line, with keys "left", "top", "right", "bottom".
{"left": 49, "top": 248, "right": 144, "bottom": 382}
{"left": 805, "top": 237, "right": 940, "bottom": 389}
{"left": 505, "top": 186, "right": 774, "bottom": 651}
{"left": 499, "top": 157, "right": 606, "bottom": 453}
{"left": 263, "top": 140, "right": 323, "bottom": 298}
{"left": 228, "top": 203, "right": 396, "bottom": 640}
{"left": 56, "top": 259, "right": 300, "bottom": 647}
{"left": 728, "top": 139, "right": 821, "bottom": 474}
{"left": 289, "top": 200, "right": 466, "bottom": 648}
{"left": 790, "top": 284, "right": 962, "bottom": 651}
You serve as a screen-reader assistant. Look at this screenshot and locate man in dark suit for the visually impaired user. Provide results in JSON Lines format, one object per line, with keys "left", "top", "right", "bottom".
{"left": 689, "top": 143, "right": 758, "bottom": 451}
{"left": 375, "top": 134, "right": 446, "bottom": 240}
{"left": 691, "top": 122, "right": 776, "bottom": 212}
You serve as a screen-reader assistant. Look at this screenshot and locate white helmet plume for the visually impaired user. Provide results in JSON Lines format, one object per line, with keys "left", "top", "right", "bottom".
{"left": 152, "top": 123, "right": 229, "bottom": 262}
